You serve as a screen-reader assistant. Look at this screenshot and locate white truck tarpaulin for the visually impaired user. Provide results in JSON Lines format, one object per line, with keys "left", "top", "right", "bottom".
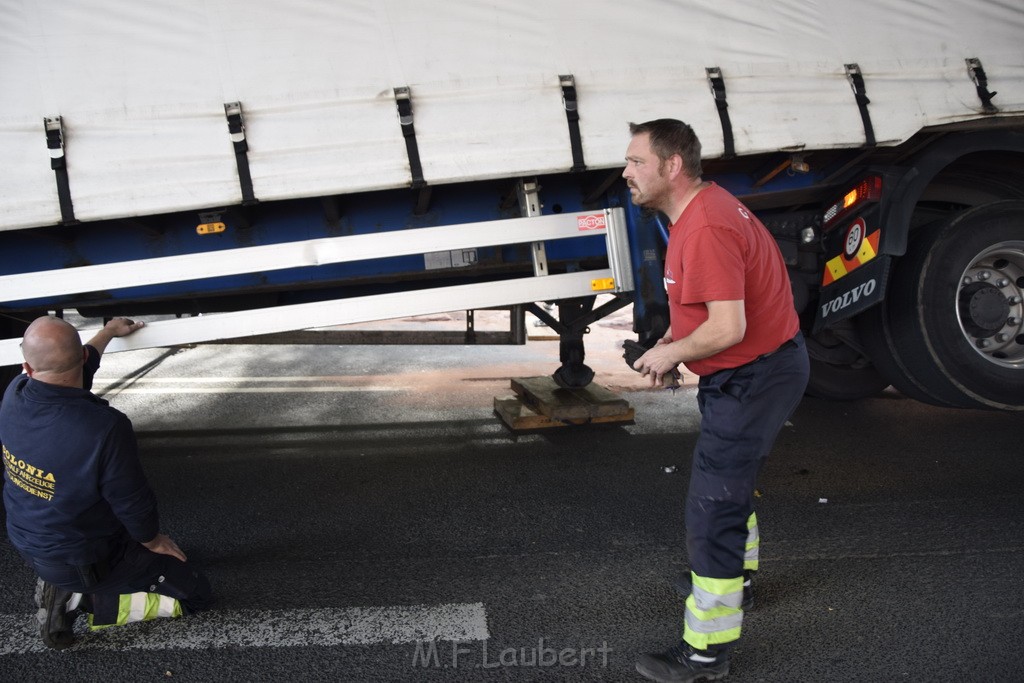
{"left": 1, "top": 0, "right": 1022, "bottom": 231}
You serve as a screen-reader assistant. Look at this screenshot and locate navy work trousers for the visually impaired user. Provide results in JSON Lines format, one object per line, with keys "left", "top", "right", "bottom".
{"left": 26, "top": 536, "right": 213, "bottom": 615}
{"left": 686, "top": 333, "right": 809, "bottom": 580}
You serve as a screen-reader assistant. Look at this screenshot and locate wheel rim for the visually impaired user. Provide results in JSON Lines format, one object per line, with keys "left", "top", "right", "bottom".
{"left": 956, "top": 240, "right": 1024, "bottom": 368}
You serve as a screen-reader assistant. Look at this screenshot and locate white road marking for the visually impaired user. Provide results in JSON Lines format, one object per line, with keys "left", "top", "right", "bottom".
{"left": 0, "top": 602, "right": 489, "bottom": 654}
{"left": 96, "top": 386, "right": 401, "bottom": 394}
{"left": 93, "top": 377, "right": 402, "bottom": 394}
{"left": 98, "top": 377, "right": 392, "bottom": 383}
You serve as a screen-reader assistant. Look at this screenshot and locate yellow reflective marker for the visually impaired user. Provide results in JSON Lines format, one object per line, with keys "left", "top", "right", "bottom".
{"left": 196, "top": 222, "right": 226, "bottom": 235}
{"left": 591, "top": 277, "right": 615, "bottom": 291}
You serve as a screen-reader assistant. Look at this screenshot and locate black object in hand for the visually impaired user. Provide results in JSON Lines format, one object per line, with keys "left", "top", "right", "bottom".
{"left": 622, "top": 339, "right": 650, "bottom": 372}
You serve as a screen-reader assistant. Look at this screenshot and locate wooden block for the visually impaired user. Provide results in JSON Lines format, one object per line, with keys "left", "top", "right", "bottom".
{"left": 493, "top": 396, "right": 635, "bottom": 432}
{"left": 493, "top": 397, "right": 562, "bottom": 430}
{"left": 495, "top": 376, "right": 635, "bottom": 432}
{"left": 509, "top": 376, "right": 631, "bottom": 421}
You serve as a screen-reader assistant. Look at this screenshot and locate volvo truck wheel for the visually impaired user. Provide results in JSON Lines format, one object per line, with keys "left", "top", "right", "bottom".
{"left": 856, "top": 302, "right": 949, "bottom": 407}
{"left": 884, "top": 201, "right": 1024, "bottom": 410}
{"left": 856, "top": 235, "right": 961, "bottom": 409}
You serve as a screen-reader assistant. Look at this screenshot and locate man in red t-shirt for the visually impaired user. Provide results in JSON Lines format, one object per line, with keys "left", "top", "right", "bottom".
{"left": 624, "top": 119, "right": 809, "bottom": 683}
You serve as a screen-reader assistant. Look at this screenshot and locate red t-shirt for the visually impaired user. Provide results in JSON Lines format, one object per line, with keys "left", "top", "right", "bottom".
{"left": 665, "top": 183, "right": 799, "bottom": 376}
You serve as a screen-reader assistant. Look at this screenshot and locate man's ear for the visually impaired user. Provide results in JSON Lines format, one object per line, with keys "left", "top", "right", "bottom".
{"left": 667, "top": 154, "right": 684, "bottom": 179}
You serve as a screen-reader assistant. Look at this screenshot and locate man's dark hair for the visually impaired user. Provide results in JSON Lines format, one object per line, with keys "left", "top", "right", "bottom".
{"left": 628, "top": 119, "right": 702, "bottom": 179}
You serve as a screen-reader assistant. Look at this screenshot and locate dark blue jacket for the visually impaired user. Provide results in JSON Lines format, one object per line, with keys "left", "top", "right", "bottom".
{"left": 1, "top": 347, "right": 159, "bottom": 565}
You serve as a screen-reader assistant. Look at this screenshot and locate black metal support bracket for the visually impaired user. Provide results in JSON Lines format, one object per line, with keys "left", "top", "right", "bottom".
{"left": 560, "top": 75, "right": 586, "bottom": 172}
{"left": 525, "top": 303, "right": 565, "bottom": 335}
{"left": 844, "top": 64, "right": 876, "bottom": 147}
{"left": 44, "top": 116, "right": 78, "bottom": 225}
{"left": 224, "top": 102, "right": 258, "bottom": 206}
{"left": 706, "top": 67, "right": 736, "bottom": 158}
{"left": 527, "top": 294, "right": 633, "bottom": 389}
{"left": 966, "top": 58, "right": 999, "bottom": 114}
{"left": 570, "top": 293, "right": 632, "bottom": 332}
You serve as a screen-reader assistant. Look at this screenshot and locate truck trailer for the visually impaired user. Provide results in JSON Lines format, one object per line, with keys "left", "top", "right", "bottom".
{"left": 1, "top": 0, "right": 1022, "bottom": 411}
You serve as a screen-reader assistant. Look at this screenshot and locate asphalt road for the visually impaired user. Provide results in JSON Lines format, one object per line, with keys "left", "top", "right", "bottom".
{"left": 1, "top": 317, "right": 1022, "bottom": 682}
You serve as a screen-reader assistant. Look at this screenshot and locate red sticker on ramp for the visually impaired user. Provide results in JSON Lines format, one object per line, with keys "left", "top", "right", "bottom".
{"left": 577, "top": 213, "right": 607, "bottom": 231}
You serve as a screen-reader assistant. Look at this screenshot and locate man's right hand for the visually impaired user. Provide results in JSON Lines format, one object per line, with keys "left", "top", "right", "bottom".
{"left": 143, "top": 533, "right": 187, "bottom": 562}
{"left": 86, "top": 318, "right": 145, "bottom": 355}
{"left": 624, "top": 338, "right": 682, "bottom": 389}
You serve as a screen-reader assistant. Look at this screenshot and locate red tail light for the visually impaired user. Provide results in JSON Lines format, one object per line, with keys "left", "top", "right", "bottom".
{"left": 823, "top": 176, "right": 882, "bottom": 230}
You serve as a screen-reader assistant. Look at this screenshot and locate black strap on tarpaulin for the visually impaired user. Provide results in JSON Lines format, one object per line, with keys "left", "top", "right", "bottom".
{"left": 394, "top": 87, "right": 426, "bottom": 189}
{"left": 44, "top": 116, "right": 78, "bottom": 225}
{"left": 560, "top": 75, "right": 586, "bottom": 172}
{"left": 845, "top": 64, "right": 876, "bottom": 147}
{"left": 224, "top": 102, "right": 258, "bottom": 205}
{"left": 706, "top": 67, "right": 735, "bottom": 158}
{"left": 966, "top": 58, "right": 998, "bottom": 114}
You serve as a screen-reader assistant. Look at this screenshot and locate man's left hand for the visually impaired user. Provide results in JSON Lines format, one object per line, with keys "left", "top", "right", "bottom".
{"left": 142, "top": 533, "right": 188, "bottom": 562}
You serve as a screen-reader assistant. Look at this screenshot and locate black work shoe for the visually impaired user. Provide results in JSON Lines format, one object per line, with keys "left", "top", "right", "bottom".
{"left": 636, "top": 641, "right": 730, "bottom": 682}
{"left": 671, "top": 571, "right": 754, "bottom": 611}
{"left": 35, "top": 578, "right": 78, "bottom": 650}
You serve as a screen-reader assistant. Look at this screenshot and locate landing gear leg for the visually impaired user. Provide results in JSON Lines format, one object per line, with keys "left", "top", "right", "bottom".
{"left": 551, "top": 298, "right": 596, "bottom": 389}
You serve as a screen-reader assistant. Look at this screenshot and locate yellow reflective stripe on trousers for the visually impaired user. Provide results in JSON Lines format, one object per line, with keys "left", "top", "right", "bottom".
{"left": 744, "top": 512, "right": 759, "bottom": 571}
{"left": 683, "top": 574, "right": 744, "bottom": 649}
{"left": 691, "top": 581, "right": 743, "bottom": 611}
{"left": 89, "top": 592, "right": 183, "bottom": 630}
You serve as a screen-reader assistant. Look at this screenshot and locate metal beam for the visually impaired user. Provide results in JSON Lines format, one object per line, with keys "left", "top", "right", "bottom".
{"left": 2, "top": 209, "right": 625, "bottom": 303}
{"left": 0, "top": 270, "right": 614, "bottom": 365}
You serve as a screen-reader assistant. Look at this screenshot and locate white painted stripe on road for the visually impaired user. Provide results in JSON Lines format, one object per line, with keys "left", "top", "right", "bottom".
{"left": 97, "top": 377, "right": 395, "bottom": 383}
{"left": 95, "top": 386, "right": 402, "bottom": 394}
{"left": 0, "top": 602, "right": 489, "bottom": 654}
{"left": 92, "top": 377, "right": 403, "bottom": 394}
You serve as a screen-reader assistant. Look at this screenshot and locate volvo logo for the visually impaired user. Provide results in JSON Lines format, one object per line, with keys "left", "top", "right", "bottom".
{"left": 820, "top": 278, "right": 877, "bottom": 318}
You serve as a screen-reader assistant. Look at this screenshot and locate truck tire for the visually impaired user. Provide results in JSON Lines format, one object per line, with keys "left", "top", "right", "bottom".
{"left": 877, "top": 201, "right": 1024, "bottom": 410}
{"left": 856, "top": 303, "right": 951, "bottom": 407}
{"left": 855, "top": 222, "right": 962, "bottom": 408}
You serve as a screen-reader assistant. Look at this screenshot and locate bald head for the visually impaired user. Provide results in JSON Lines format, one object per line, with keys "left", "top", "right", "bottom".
{"left": 22, "top": 316, "right": 86, "bottom": 382}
